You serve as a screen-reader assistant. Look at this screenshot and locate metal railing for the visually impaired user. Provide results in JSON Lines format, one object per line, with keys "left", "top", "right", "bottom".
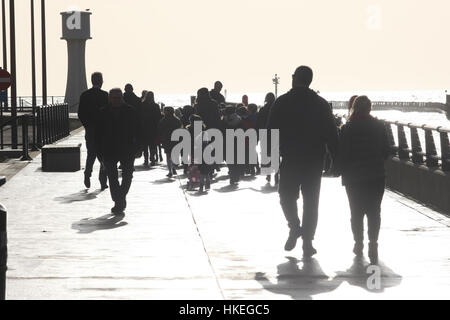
{"left": 331, "top": 100, "right": 447, "bottom": 112}
{"left": 336, "top": 114, "right": 450, "bottom": 172}
{"left": 1, "top": 96, "right": 65, "bottom": 113}
{"left": 0, "top": 103, "right": 70, "bottom": 160}
{"left": 36, "top": 104, "right": 70, "bottom": 147}
{"left": 0, "top": 115, "right": 32, "bottom": 160}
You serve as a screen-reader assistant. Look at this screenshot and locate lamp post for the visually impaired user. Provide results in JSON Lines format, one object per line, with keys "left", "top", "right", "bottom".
{"left": 9, "top": 0, "right": 17, "bottom": 148}
{"left": 41, "top": 0, "right": 47, "bottom": 106}
{"left": 1, "top": 0, "right": 7, "bottom": 112}
{"left": 31, "top": 0, "right": 38, "bottom": 150}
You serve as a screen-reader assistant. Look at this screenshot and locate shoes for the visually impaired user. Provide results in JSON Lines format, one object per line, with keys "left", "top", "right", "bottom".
{"left": 111, "top": 204, "right": 124, "bottom": 215}
{"left": 150, "top": 161, "right": 156, "bottom": 166}
{"left": 302, "top": 240, "right": 317, "bottom": 258}
{"left": 353, "top": 242, "right": 364, "bottom": 257}
{"left": 172, "top": 168, "right": 178, "bottom": 175}
{"left": 284, "top": 228, "right": 303, "bottom": 251}
{"left": 84, "top": 175, "right": 91, "bottom": 189}
{"left": 167, "top": 173, "right": 173, "bottom": 178}
{"left": 266, "top": 175, "right": 271, "bottom": 183}
{"left": 205, "top": 179, "right": 211, "bottom": 190}
{"left": 143, "top": 161, "right": 149, "bottom": 166}
{"left": 101, "top": 184, "right": 109, "bottom": 191}
{"left": 368, "top": 242, "right": 378, "bottom": 265}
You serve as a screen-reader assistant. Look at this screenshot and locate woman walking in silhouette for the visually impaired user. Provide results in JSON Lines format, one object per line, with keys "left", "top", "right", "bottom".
{"left": 337, "top": 96, "right": 390, "bottom": 264}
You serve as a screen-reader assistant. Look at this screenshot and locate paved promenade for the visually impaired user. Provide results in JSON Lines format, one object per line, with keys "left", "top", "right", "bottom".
{"left": 1, "top": 130, "right": 449, "bottom": 300}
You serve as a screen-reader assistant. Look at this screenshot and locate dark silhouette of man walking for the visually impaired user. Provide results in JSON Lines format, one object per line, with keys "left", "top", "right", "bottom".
{"left": 96, "top": 88, "right": 139, "bottom": 214}
{"left": 268, "top": 66, "right": 338, "bottom": 257}
{"left": 78, "top": 72, "right": 108, "bottom": 190}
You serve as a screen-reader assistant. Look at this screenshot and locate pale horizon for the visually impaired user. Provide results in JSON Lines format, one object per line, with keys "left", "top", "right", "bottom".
{"left": 6, "top": 0, "right": 450, "bottom": 97}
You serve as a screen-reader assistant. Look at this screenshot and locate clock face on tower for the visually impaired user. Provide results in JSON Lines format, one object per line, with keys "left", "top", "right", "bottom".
{"left": 61, "top": 11, "right": 91, "bottom": 40}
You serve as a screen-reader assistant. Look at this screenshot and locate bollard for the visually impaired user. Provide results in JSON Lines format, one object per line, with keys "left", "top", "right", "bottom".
{"left": 21, "top": 115, "right": 32, "bottom": 161}
{"left": 0, "top": 203, "right": 7, "bottom": 300}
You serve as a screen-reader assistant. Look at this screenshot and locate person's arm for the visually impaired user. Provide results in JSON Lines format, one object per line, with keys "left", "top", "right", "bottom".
{"left": 78, "top": 92, "right": 88, "bottom": 127}
{"left": 321, "top": 99, "right": 339, "bottom": 161}
{"left": 381, "top": 121, "right": 390, "bottom": 160}
{"left": 267, "top": 99, "right": 282, "bottom": 130}
{"left": 333, "top": 125, "right": 347, "bottom": 177}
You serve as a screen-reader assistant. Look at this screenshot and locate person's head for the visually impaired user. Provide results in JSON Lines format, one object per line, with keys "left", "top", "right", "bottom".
{"left": 348, "top": 95, "right": 358, "bottom": 115}
{"left": 124, "top": 83, "right": 134, "bottom": 93}
{"left": 109, "top": 88, "right": 124, "bottom": 107}
{"left": 237, "top": 106, "right": 249, "bottom": 118}
{"left": 292, "top": 66, "right": 313, "bottom": 88}
{"left": 182, "top": 105, "right": 194, "bottom": 116}
{"left": 91, "top": 72, "right": 103, "bottom": 88}
{"left": 197, "top": 87, "right": 210, "bottom": 104}
{"left": 349, "top": 95, "right": 372, "bottom": 121}
{"left": 264, "top": 92, "right": 276, "bottom": 106}
{"left": 224, "top": 105, "right": 236, "bottom": 116}
{"left": 214, "top": 81, "right": 223, "bottom": 92}
{"left": 248, "top": 103, "right": 258, "bottom": 115}
{"left": 242, "top": 95, "right": 249, "bottom": 106}
{"left": 141, "top": 90, "right": 148, "bottom": 99}
{"left": 143, "top": 91, "right": 155, "bottom": 104}
{"left": 164, "top": 106, "right": 175, "bottom": 117}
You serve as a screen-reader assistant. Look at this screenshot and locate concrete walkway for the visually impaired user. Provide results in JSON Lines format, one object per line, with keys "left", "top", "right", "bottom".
{"left": 1, "top": 130, "right": 449, "bottom": 300}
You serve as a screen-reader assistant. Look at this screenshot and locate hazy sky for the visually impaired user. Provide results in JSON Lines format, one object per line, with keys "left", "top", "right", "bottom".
{"left": 6, "top": 0, "right": 450, "bottom": 96}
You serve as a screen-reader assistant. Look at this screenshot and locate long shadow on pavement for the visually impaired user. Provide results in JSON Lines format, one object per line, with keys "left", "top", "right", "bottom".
{"left": 255, "top": 257, "right": 343, "bottom": 300}
{"left": 72, "top": 214, "right": 128, "bottom": 234}
{"left": 334, "top": 257, "right": 403, "bottom": 293}
{"left": 54, "top": 189, "right": 104, "bottom": 204}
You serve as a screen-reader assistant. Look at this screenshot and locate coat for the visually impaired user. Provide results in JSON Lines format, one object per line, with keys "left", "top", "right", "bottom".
{"left": 337, "top": 116, "right": 390, "bottom": 186}
{"left": 96, "top": 104, "right": 139, "bottom": 161}
{"left": 267, "top": 87, "right": 339, "bottom": 168}
{"left": 158, "top": 115, "right": 182, "bottom": 152}
{"left": 78, "top": 87, "right": 108, "bottom": 135}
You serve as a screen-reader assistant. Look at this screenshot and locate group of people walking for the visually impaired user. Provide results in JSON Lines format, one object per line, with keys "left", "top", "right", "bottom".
{"left": 78, "top": 66, "right": 390, "bottom": 265}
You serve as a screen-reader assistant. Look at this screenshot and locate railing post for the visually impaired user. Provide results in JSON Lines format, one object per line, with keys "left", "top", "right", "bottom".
{"left": 66, "top": 103, "right": 69, "bottom": 136}
{"left": 410, "top": 126, "right": 424, "bottom": 164}
{"left": 423, "top": 126, "right": 439, "bottom": 168}
{"left": 439, "top": 128, "right": 450, "bottom": 172}
{"left": 397, "top": 122, "right": 410, "bottom": 160}
{"left": 20, "top": 115, "right": 32, "bottom": 161}
{"left": 385, "top": 122, "right": 397, "bottom": 156}
{"left": 36, "top": 106, "right": 42, "bottom": 148}
{"left": 45, "top": 106, "right": 50, "bottom": 145}
{"left": 0, "top": 203, "right": 7, "bottom": 300}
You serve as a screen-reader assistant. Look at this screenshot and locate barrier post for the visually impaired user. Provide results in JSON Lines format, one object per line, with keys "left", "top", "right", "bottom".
{"left": 0, "top": 203, "right": 7, "bottom": 300}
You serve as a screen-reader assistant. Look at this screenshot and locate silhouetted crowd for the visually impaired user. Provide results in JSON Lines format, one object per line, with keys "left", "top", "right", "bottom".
{"left": 78, "top": 66, "right": 390, "bottom": 265}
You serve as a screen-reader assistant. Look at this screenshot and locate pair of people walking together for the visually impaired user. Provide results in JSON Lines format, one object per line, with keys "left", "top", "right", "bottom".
{"left": 268, "top": 66, "right": 389, "bottom": 265}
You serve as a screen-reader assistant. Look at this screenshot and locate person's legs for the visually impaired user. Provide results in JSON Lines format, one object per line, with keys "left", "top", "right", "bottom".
{"left": 346, "top": 184, "right": 365, "bottom": 256}
{"left": 279, "top": 160, "right": 302, "bottom": 251}
{"left": 365, "top": 179, "right": 385, "bottom": 264}
{"left": 97, "top": 155, "right": 108, "bottom": 189}
{"left": 143, "top": 144, "right": 150, "bottom": 165}
{"left": 104, "top": 159, "right": 121, "bottom": 211}
{"left": 166, "top": 152, "right": 173, "bottom": 177}
{"left": 300, "top": 172, "right": 322, "bottom": 242}
{"left": 149, "top": 142, "right": 157, "bottom": 164}
{"left": 118, "top": 158, "right": 135, "bottom": 210}
{"left": 365, "top": 180, "right": 384, "bottom": 243}
{"left": 300, "top": 170, "right": 322, "bottom": 257}
{"left": 84, "top": 135, "right": 97, "bottom": 188}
